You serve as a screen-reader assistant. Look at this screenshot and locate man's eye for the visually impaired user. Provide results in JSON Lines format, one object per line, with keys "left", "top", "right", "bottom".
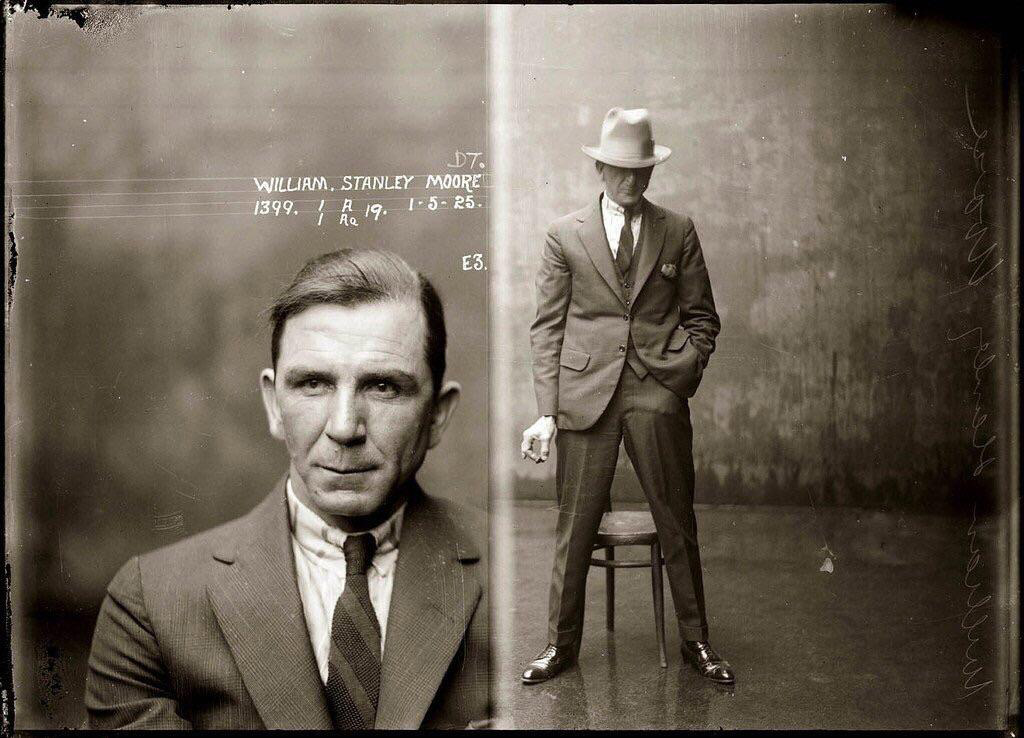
{"left": 299, "top": 378, "right": 329, "bottom": 392}
{"left": 369, "top": 380, "right": 400, "bottom": 397}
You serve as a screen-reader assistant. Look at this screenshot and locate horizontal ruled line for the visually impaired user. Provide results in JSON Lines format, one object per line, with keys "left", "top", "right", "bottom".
{"left": 8, "top": 172, "right": 491, "bottom": 184}
{"left": 16, "top": 196, "right": 490, "bottom": 210}
{"left": 10, "top": 184, "right": 494, "bottom": 198}
{"left": 15, "top": 206, "right": 490, "bottom": 221}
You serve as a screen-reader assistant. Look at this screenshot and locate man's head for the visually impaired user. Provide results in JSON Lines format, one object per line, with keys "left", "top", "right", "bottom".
{"left": 581, "top": 107, "right": 671, "bottom": 208}
{"left": 595, "top": 161, "right": 654, "bottom": 209}
{"left": 260, "top": 249, "right": 460, "bottom": 532}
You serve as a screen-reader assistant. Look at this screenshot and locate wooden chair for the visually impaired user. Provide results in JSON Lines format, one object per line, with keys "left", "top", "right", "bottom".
{"left": 588, "top": 509, "right": 667, "bottom": 667}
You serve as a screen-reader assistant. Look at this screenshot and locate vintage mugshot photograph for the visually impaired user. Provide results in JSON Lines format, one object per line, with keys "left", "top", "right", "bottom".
{"left": 3, "top": 2, "right": 1021, "bottom": 734}
{"left": 5, "top": 4, "right": 490, "bottom": 730}
{"left": 489, "top": 3, "right": 1018, "bottom": 731}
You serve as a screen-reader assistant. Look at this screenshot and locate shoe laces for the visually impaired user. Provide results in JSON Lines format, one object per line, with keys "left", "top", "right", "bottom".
{"left": 536, "top": 644, "right": 558, "bottom": 661}
{"left": 688, "top": 640, "right": 712, "bottom": 658}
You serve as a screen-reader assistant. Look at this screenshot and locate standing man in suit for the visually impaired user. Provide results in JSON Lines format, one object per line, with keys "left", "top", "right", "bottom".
{"left": 86, "top": 249, "right": 490, "bottom": 729}
{"left": 520, "top": 108, "right": 733, "bottom": 685}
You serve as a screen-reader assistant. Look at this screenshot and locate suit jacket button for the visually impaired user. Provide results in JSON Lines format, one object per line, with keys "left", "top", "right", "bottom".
{"left": 618, "top": 345, "right": 626, "bottom": 353}
{"left": 623, "top": 314, "right": 630, "bottom": 321}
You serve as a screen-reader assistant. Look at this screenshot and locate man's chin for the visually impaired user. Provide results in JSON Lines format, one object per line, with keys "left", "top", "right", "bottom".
{"left": 308, "top": 487, "right": 383, "bottom": 519}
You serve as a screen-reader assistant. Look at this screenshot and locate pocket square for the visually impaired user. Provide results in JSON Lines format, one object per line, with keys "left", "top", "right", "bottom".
{"left": 660, "top": 263, "right": 678, "bottom": 279}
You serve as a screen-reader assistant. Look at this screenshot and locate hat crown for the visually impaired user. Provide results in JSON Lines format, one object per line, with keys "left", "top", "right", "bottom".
{"left": 582, "top": 107, "right": 670, "bottom": 168}
{"left": 601, "top": 107, "right": 655, "bottom": 157}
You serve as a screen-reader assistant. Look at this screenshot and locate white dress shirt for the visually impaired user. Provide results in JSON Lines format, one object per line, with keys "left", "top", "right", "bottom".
{"left": 286, "top": 479, "right": 404, "bottom": 683}
{"left": 601, "top": 193, "right": 643, "bottom": 258}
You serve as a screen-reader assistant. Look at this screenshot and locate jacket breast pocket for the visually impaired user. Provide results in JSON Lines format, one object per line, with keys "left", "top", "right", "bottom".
{"left": 559, "top": 347, "right": 591, "bottom": 371}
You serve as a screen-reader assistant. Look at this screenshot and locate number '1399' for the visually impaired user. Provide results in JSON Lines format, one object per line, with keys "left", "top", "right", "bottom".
{"left": 254, "top": 200, "right": 295, "bottom": 216}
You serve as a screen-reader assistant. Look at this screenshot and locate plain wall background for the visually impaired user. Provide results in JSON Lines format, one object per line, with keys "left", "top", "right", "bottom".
{"left": 6, "top": 6, "right": 487, "bottom": 727}
{"left": 495, "top": 5, "right": 1015, "bottom": 512}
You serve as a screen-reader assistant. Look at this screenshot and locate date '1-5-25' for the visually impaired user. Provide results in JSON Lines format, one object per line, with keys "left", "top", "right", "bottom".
{"left": 409, "top": 194, "right": 476, "bottom": 211}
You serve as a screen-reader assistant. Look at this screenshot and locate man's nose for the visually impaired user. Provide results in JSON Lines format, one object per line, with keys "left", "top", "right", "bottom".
{"left": 324, "top": 388, "right": 367, "bottom": 446}
{"left": 623, "top": 171, "right": 637, "bottom": 185}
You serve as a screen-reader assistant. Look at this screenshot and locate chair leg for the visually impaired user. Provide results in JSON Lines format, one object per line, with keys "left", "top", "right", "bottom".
{"left": 651, "top": 542, "right": 667, "bottom": 667}
{"left": 604, "top": 546, "right": 615, "bottom": 630}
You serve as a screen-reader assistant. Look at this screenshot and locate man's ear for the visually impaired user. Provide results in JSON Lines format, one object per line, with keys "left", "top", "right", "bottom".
{"left": 260, "top": 368, "right": 286, "bottom": 441}
{"left": 427, "top": 380, "right": 462, "bottom": 449}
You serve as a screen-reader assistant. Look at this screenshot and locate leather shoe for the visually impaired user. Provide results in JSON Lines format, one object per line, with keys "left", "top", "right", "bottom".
{"left": 681, "top": 640, "right": 735, "bottom": 684}
{"left": 521, "top": 644, "right": 576, "bottom": 684}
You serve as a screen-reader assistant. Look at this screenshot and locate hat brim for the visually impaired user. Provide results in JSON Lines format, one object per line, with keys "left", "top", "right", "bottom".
{"left": 581, "top": 143, "right": 672, "bottom": 168}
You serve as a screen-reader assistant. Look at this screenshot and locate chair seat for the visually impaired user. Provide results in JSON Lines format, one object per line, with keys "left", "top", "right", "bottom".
{"left": 595, "top": 510, "right": 659, "bottom": 546}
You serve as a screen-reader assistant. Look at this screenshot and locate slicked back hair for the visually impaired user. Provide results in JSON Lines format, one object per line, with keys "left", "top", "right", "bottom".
{"left": 268, "top": 249, "right": 447, "bottom": 395}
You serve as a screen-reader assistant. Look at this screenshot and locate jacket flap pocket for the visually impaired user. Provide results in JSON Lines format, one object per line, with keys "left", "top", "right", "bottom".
{"left": 666, "top": 327, "right": 689, "bottom": 352}
{"left": 559, "top": 347, "right": 591, "bottom": 371}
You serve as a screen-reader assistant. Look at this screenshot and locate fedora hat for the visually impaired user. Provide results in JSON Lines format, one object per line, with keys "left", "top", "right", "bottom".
{"left": 582, "top": 107, "right": 671, "bottom": 168}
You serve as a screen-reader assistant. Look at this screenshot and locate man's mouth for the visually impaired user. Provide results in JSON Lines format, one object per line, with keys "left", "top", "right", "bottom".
{"left": 317, "top": 463, "right": 378, "bottom": 476}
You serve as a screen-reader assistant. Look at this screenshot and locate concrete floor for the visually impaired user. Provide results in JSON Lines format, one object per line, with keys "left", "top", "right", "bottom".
{"left": 498, "top": 500, "right": 1009, "bottom": 730}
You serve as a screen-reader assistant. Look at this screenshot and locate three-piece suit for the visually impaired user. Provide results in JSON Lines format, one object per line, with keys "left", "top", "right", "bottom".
{"left": 530, "top": 194, "right": 720, "bottom": 646}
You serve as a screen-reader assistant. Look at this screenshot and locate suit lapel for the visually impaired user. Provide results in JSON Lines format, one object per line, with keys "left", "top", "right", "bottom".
{"left": 631, "top": 199, "right": 667, "bottom": 304}
{"left": 376, "top": 487, "right": 482, "bottom": 729}
{"left": 207, "top": 478, "right": 333, "bottom": 730}
{"left": 576, "top": 198, "right": 626, "bottom": 305}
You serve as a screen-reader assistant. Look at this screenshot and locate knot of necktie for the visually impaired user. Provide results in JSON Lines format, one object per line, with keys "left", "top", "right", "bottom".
{"left": 343, "top": 533, "right": 377, "bottom": 576}
{"left": 616, "top": 204, "right": 636, "bottom": 274}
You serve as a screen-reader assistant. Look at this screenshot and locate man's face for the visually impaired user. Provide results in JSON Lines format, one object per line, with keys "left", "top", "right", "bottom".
{"left": 599, "top": 162, "right": 654, "bottom": 208}
{"left": 260, "top": 299, "right": 459, "bottom": 531}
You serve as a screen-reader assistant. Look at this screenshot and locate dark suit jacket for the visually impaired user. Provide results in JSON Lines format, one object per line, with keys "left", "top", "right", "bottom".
{"left": 84, "top": 478, "right": 490, "bottom": 729}
{"left": 530, "top": 197, "right": 720, "bottom": 430}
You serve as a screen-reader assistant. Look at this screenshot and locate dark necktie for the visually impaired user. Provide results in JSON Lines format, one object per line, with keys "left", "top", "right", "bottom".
{"left": 325, "top": 533, "right": 381, "bottom": 729}
{"left": 616, "top": 205, "right": 649, "bottom": 378}
{"left": 615, "top": 206, "right": 635, "bottom": 275}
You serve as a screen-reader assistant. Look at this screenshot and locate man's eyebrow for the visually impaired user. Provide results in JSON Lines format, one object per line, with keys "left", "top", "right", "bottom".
{"left": 281, "top": 367, "right": 334, "bottom": 384}
{"left": 363, "top": 368, "right": 420, "bottom": 387}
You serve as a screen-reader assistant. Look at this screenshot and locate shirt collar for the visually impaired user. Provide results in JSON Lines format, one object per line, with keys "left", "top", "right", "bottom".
{"left": 601, "top": 192, "right": 642, "bottom": 219}
{"left": 286, "top": 478, "right": 404, "bottom": 572}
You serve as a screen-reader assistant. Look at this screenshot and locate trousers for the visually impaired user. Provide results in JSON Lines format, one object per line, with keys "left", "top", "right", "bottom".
{"left": 547, "top": 362, "right": 709, "bottom": 647}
